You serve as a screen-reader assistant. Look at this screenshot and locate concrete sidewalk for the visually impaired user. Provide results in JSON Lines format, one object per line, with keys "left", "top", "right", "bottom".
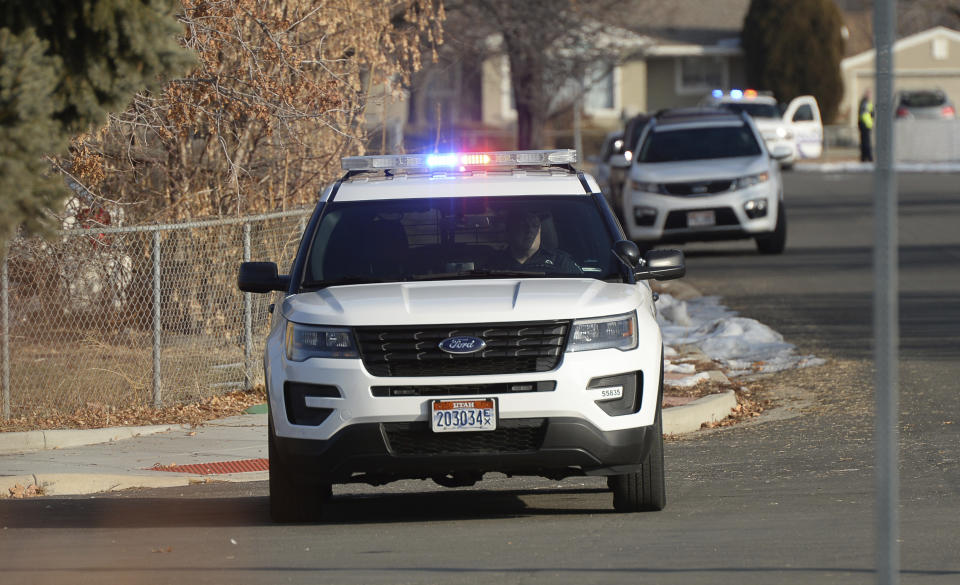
{"left": 0, "top": 391, "right": 735, "bottom": 497}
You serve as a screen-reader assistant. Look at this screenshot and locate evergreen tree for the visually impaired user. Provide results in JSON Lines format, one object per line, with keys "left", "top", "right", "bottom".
{"left": 742, "top": 0, "right": 845, "bottom": 123}
{"left": 0, "top": 0, "right": 195, "bottom": 247}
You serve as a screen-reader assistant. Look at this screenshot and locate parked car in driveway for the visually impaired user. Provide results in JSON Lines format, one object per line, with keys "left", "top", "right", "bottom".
{"left": 621, "top": 107, "right": 791, "bottom": 254}
{"left": 895, "top": 89, "right": 956, "bottom": 119}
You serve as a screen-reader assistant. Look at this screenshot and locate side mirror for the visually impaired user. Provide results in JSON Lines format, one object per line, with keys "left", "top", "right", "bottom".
{"left": 636, "top": 249, "right": 685, "bottom": 281}
{"left": 238, "top": 262, "right": 290, "bottom": 293}
{"left": 770, "top": 145, "right": 793, "bottom": 160}
{"left": 613, "top": 240, "right": 641, "bottom": 268}
{"left": 609, "top": 153, "right": 631, "bottom": 169}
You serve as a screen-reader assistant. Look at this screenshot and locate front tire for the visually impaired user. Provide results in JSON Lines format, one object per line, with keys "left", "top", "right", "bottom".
{"left": 609, "top": 412, "right": 666, "bottom": 512}
{"left": 268, "top": 418, "right": 330, "bottom": 523}
{"left": 755, "top": 204, "right": 787, "bottom": 255}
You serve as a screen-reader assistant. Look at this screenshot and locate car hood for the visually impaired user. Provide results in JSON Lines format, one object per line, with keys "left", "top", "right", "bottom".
{"left": 631, "top": 156, "right": 769, "bottom": 183}
{"left": 282, "top": 279, "right": 647, "bottom": 326}
{"left": 751, "top": 117, "right": 788, "bottom": 130}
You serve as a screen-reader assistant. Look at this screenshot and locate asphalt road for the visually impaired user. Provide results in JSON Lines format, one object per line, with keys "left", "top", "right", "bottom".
{"left": 1, "top": 171, "right": 958, "bottom": 585}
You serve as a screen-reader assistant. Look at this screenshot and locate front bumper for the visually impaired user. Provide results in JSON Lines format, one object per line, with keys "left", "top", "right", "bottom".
{"left": 272, "top": 416, "right": 661, "bottom": 484}
{"left": 623, "top": 183, "right": 780, "bottom": 243}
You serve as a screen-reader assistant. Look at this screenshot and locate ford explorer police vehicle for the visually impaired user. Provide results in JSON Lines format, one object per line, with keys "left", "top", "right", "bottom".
{"left": 238, "top": 150, "right": 685, "bottom": 522}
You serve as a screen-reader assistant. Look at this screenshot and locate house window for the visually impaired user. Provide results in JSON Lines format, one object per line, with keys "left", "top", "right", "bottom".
{"left": 932, "top": 37, "right": 948, "bottom": 60}
{"left": 585, "top": 69, "right": 616, "bottom": 112}
{"left": 677, "top": 56, "right": 728, "bottom": 95}
{"left": 501, "top": 61, "right": 619, "bottom": 118}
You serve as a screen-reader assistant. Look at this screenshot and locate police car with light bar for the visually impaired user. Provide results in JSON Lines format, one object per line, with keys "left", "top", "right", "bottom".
{"left": 238, "top": 149, "right": 686, "bottom": 521}
{"left": 703, "top": 89, "right": 824, "bottom": 165}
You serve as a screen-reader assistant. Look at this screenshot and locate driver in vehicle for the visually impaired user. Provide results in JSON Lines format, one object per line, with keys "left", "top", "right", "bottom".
{"left": 497, "top": 212, "right": 581, "bottom": 273}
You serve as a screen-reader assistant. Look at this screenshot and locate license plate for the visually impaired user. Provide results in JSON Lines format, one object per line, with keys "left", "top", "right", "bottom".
{"left": 687, "top": 210, "right": 716, "bottom": 227}
{"left": 431, "top": 399, "right": 497, "bottom": 433}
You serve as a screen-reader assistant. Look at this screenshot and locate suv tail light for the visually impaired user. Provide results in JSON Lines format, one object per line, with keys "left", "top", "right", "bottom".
{"left": 896, "top": 107, "right": 909, "bottom": 118}
{"left": 942, "top": 105, "right": 956, "bottom": 119}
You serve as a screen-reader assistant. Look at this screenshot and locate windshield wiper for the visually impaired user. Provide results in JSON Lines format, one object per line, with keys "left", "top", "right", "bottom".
{"left": 408, "top": 269, "right": 547, "bottom": 281}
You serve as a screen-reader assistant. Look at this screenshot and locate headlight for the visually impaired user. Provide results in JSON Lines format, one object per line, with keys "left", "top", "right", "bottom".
{"left": 567, "top": 312, "right": 638, "bottom": 352}
{"left": 286, "top": 322, "right": 358, "bottom": 361}
{"left": 629, "top": 180, "right": 663, "bottom": 194}
{"left": 734, "top": 172, "right": 770, "bottom": 190}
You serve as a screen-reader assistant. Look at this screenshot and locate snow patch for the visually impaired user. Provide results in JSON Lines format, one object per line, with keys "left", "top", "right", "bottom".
{"left": 657, "top": 293, "right": 824, "bottom": 382}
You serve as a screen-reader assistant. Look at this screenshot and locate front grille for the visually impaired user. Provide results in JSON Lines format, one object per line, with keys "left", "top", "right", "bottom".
{"left": 356, "top": 321, "right": 570, "bottom": 377}
{"left": 383, "top": 419, "right": 547, "bottom": 455}
{"left": 371, "top": 380, "right": 556, "bottom": 397}
{"left": 662, "top": 180, "right": 733, "bottom": 195}
{"left": 664, "top": 207, "right": 740, "bottom": 230}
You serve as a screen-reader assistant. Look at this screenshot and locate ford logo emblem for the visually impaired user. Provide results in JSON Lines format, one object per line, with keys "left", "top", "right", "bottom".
{"left": 438, "top": 336, "right": 486, "bottom": 355}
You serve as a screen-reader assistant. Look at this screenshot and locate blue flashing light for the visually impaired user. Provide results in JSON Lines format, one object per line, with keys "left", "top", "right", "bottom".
{"left": 730, "top": 89, "right": 743, "bottom": 99}
{"left": 426, "top": 153, "right": 458, "bottom": 167}
{"left": 711, "top": 89, "right": 723, "bottom": 99}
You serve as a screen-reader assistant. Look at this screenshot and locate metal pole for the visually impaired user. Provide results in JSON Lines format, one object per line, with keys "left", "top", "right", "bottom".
{"left": 152, "top": 230, "right": 163, "bottom": 408}
{"left": 874, "top": 1, "right": 899, "bottom": 583}
{"left": 2, "top": 251, "right": 9, "bottom": 420}
{"left": 243, "top": 222, "right": 253, "bottom": 391}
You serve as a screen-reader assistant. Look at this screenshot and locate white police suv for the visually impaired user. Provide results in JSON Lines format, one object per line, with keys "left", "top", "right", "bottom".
{"left": 238, "top": 150, "right": 685, "bottom": 521}
{"left": 702, "top": 89, "right": 824, "bottom": 165}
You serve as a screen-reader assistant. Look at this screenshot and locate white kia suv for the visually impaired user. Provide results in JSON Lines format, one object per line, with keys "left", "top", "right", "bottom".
{"left": 238, "top": 150, "right": 685, "bottom": 521}
{"left": 621, "top": 108, "right": 789, "bottom": 254}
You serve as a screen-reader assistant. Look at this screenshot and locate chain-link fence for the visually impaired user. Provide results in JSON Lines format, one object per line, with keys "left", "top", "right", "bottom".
{"left": 1, "top": 208, "right": 312, "bottom": 420}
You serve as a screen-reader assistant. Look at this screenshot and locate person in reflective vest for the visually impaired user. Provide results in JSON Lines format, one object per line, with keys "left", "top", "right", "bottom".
{"left": 858, "top": 90, "right": 875, "bottom": 162}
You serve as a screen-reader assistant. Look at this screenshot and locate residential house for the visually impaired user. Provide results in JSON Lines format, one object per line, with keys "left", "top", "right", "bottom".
{"left": 840, "top": 25, "right": 960, "bottom": 126}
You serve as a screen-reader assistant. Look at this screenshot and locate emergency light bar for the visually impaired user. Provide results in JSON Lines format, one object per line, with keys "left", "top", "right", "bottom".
{"left": 712, "top": 88, "right": 773, "bottom": 100}
{"left": 341, "top": 149, "right": 578, "bottom": 171}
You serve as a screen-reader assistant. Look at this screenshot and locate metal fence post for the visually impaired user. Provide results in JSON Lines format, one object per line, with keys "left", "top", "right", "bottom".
{"left": 243, "top": 222, "right": 253, "bottom": 391}
{"left": 2, "top": 250, "right": 9, "bottom": 420}
{"left": 152, "top": 230, "right": 162, "bottom": 408}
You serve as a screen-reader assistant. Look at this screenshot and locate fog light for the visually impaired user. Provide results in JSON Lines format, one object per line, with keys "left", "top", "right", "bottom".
{"left": 744, "top": 198, "right": 769, "bottom": 219}
{"left": 633, "top": 206, "right": 657, "bottom": 226}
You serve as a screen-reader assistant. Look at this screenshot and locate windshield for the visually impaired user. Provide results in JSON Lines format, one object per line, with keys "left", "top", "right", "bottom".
{"left": 303, "top": 195, "right": 619, "bottom": 287}
{"left": 638, "top": 125, "right": 763, "bottom": 163}
{"left": 721, "top": 102, "right": 781, "bottom": 118}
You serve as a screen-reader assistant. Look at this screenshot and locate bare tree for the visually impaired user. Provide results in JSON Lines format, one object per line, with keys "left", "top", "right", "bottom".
{"left": 445, "top": 1, "right": 654, "bottom": 150}
{"left": 65, "top": 0, "right": 444, "bottom": 223}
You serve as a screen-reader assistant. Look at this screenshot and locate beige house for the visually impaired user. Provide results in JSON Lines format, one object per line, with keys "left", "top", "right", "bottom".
{"left": 476, "top": 1, "right": 752, "bottom": 135}
{"left": 840, "top": 26, "right": 960, "bottom": 127}
{"left": 405, "top": 1, "right": 753, "bottom": 150}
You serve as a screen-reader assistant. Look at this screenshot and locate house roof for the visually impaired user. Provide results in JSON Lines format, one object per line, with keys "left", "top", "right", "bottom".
{"left": 627, "top": 0, "right": 751, "bottom": 50}
{"left": 841, "top": 26, "right": 960, "bottom": 68}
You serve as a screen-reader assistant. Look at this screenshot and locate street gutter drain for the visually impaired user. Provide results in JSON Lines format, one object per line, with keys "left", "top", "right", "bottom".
{"left": 148, "top": 458, "right": 269, "bottom": 475}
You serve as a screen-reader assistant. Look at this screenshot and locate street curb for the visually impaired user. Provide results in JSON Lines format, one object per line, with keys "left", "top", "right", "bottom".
{"left": 0, "top": 424, "right": 183, "bottom": 456}
{"left": 793, "top": 160, "right": 960, "bottom": 173}
{"left": 662, "top": 390, "right": 737, "bottom": 435}
{"left": 1, "top": 391, "right": 738, "bottom": 498}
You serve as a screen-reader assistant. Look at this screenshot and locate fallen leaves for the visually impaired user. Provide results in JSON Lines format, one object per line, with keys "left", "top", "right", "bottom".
{"left": 6, "top": 483, "right": 44, "bottom": 499}
{"left": 0, "top": 387, "right": 266, "bottom": 432}
{"left": 701, "top": 385, "right": 771, "bottom": 429}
